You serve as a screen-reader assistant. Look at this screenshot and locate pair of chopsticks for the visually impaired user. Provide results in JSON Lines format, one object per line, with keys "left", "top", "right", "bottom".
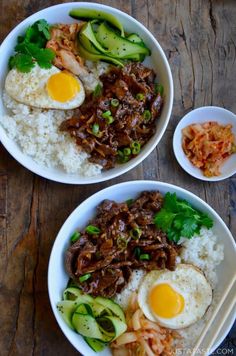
{"left": 192, "top": 273, "right": 236, "bottom": 356}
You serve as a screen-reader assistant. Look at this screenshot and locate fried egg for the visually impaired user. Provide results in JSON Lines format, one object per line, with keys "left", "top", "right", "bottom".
{"left": 138, "top": 264, "right": 212, "bottom": 329}
{"left": 5, "top": 64, "right": 85, "bottom": 110}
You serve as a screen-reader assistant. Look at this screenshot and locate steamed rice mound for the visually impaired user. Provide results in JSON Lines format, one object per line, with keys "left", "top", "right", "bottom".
{"left": 1, "top": 92, "right": 102, "bottom": 176}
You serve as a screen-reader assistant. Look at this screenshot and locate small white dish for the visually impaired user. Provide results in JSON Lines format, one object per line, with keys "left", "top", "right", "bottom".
{"left": 173, "top": 106, "right": 236, "bottom": 181}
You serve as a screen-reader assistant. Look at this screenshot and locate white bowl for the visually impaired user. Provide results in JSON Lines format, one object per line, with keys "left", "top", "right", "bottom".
{"left": 0, "top": 2, "right": 173, "bottom": 184}
{"left": 173, "top": 106, "right": 236, "bottom": 181}
{"left": 48, "top": 180, "right": 236, "bottom": 356}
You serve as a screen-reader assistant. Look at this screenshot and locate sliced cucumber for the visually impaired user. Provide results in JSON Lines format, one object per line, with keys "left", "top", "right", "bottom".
{"left": 56, "top": 300, "right": 78, "bottom": 329}
{"left": 77, "top": 41, "right": 124, "bottom": 66}
{"left": 72, "top": 312, "right": 103, "bottom": 339}
{"left": 97, "top": 315, "right": 127, "bottom": 341}
{"left": 63, "top": 287, "right": 82, "bottom": 301}
{"left": 80, "top": 21, "right": 109, "bottom": 54}
{"left": 69, "top": 8, "right": 125, "bottom": 36}
{"left": 89, "top": 301, "right": 110, "bottom": 317}
{"left": 75, "top": 294, "right": 94, "bottom": 305}
{"left": 76, "top": 303, "right": 93, "bottom": 316}
{"left": 95, "top": 22, "right": 150, "bottom": 59}
{"left": 95, "top": 296, "right": 126, "bottom": 323}
{"left": 127, "top": 33, "right": 146, "bottom": 46}
{"left": 78, "top": 28, "right": 102, "bottom": 55}
{"left": 84, "top": 337, "right": 106, "bottom": 352}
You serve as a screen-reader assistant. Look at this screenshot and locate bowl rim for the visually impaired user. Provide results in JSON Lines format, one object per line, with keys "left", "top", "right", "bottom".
{"left": 0, "top": 2, "right": 174, "bottom": 184}
{"left": 48, "top": 179, "right": 236, "bottom": 355}
{"left": 173, "top": 105, "right": 236, "bottom": 182}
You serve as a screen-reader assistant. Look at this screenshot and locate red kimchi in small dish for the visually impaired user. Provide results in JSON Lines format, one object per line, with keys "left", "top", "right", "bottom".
{"left": 182, "top": 121, "right": 236, "bottom": 177}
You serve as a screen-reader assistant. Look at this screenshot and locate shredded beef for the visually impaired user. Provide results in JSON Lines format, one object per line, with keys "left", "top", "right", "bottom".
{"left": 65, "top": 191, "right": 179, "bottom": 298}
{"left": 60, "top": 63, "right": 164, "bottom": 169}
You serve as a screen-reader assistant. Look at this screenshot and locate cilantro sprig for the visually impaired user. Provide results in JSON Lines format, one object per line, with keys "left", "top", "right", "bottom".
{"left": 9, "top": 19, "right": 55, "bottom": 73}
{"left": 154, "top": 192, "right": 213, "bottom": 243}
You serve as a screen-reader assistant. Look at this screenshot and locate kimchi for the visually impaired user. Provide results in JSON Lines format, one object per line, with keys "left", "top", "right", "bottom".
{"left": 182, "top": 121, "right": 236, "bottom": 177}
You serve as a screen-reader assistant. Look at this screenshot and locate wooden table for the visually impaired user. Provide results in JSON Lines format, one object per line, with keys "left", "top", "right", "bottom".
{"left": 0, "top": 0, "right": 235, "bottom": 355}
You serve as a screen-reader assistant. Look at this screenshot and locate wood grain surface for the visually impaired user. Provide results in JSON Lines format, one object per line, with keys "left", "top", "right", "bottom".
{"left": 0, "top": 0, "right": 235, "bottom": 355}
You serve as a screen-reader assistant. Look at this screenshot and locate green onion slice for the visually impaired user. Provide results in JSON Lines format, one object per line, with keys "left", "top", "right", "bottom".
{"left": 117, "top": 236, "right": 128, "bottom": 249}
{"left": 70, "top": 231, "right": 81, "bottom": 243}
{"left": 111, "top": 98, "right": 119, "bottom": 107}
{"left": 134, "top": 247, "right": 141, "bottom": 258}
{"left": 130, "top": 227, "right": 142, "bottom": 239}
{"left": 85, "top": 225, "right": 101, "bottom": 235}
{"left": 154, "top": 83, "right": 164, "bottom": 96}
{"left": 136, "top": 93, "right": 144, "bottom": 101}
{"left": 143, "top": 109, "right": 151, "bottom": 122}
{"left": 126, "top": 199, "right": 133, "bottom": 207}
{"left": 139, "top": 253, "right": 150, "bottom": 261}
{"left": 92, "top": 123, "right": 100, "bottom": 135}
{"left": 79, "top": 273, "right": 92, "bottom": 283}
{"left": 102, "top": 110, "right": 112, "bottom": 119}
{"left": 123, "top": 147, "right": 131, "bottom": 156}
{"left": 131, "top": 141, "right": 141, "bottom": 155}
{"left": 105, "top": 116, "right": 114, "bottom": 124}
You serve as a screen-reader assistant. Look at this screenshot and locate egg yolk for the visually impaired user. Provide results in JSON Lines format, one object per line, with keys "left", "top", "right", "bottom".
{"left": 46, "top": 72, "right": 80, "bottom": 102}
{"left": 149, "top": 283, "right": 185, "bottom": 319}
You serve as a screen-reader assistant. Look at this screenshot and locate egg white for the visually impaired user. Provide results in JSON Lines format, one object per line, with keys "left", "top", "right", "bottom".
{"left": 138, "top": 264, "right": 212, "bottom": 329}
{"left": 5, "top": 64, "right": 85, "bottom": 110}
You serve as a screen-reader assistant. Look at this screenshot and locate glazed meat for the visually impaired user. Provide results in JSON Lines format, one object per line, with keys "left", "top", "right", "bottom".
{"left": 60, "top": 63, "right": 164, "bottom": 169}
{"left": 65, "top": 191, "right": 179, "bottom": 298}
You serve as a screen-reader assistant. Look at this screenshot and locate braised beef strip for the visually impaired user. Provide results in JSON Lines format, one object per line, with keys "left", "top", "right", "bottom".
{"left": 60, "top": 63, "right": 163, "bottom": 169}
{"left": 65, "top": 191, "right": 179, "bottom": 298}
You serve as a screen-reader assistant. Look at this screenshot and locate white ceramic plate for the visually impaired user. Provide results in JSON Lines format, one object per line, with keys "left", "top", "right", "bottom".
{"left": 48, "top": 180, "right": 236, "bottom": 356}
{"left": 0, "top": 2, "right": 173, "bottom": 184}
{"left": 173, "top": 106, "right": 236, "bottom": 181}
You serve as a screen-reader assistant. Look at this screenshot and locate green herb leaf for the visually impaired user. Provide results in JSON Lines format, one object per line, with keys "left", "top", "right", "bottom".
{"left": 34, "top": 48, "right": 55, "bottom": 68}
{"left": 8, "top": 19, "right": 53, "bottom": 73}
{"left": 154, "top": 192, "right": 213, "bottom": 242}
{"left": 36, "top": 19, "right": 51, "bottom": 40}
{"left": 10, "top": 53, "right": 35, "bottom": 73}
{"left": 154, "top": 209, "right": 176, "bottom": 232}
{"left": 180, "top": 217, "right": 198, "bottom": 238}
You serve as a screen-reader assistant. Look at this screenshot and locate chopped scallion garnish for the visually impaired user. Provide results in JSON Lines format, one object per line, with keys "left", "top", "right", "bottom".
{"left": 85, "top": 225, "right": 101, "bottom": 235}
{"left": 131, "top": 141, "right": 141, "bottom": 155}
{"left": 154, "top": 83, "right": 164, "bottom": 96}
{"left": 111, "top": 98, "right": 119, "bottom": 107}
{"left": 123, "top": 147, "right": 131, "bottom": 156}
{"left": 117, "top": 236, "right": 128, "bottom": 249}
{"left": 139, "top": 254, "right": 150, "bottom": 261}
{"left": 79, "top": 273, "right": 91, "bottom": 283}
{"left": 102, "top": 110, "right": 112, "bottom": 119}
{"left": 105, "top": 115, "right": 114, "bottom": 124}
{"left": 136, "top": 93, "right": 144, "bottom": 101}
{"left": 130, "top": 227, "right": 142, "bottom": 239}
{"left": 70, "top": 231, "right": 81, "bottom": 243}
{"left": 143, "top": 109, "right": 151, "bottom": 122}
{"left": 92, "top": 123, "right": 100, "bottom": 135}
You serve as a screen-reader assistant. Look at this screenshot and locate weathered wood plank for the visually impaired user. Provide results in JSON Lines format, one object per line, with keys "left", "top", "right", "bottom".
{"left": 0, "top": 174, "right": 7, "bottom": 215}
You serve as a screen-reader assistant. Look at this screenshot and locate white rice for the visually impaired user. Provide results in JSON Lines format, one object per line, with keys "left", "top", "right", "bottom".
{"left": 177, "top": 228, "right": 224, "bottom": 352}
{"left": 114, "top": 227, "right": 224, "bottom": 353}
{"left": 0, "top": 92, "right": 102, "bottom": 176}
{"left": 115, "top": 269, "right": 146, "bottom": 310}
